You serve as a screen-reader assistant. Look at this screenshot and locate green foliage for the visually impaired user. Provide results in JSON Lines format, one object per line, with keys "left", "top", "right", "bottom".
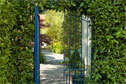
{"left": 43, "top": 10, "right": 64, "bottom": 41}
{"left": 0, "top": 0, "right": 125, "bottom": 83}
{"left": 38, "top": 0, "right": 88, "bottom": 12}
{"left": 63, "top": 10, "right": 82, "bottom": 55}
{"left": 61, "top": 49, "right": 82, "bottom": 69}
{"left": 41, "top": 10, "right": 64, "bottom": 53}
{"left": 40, "top": 53, "right": 46, "bottom": 63}
{"left": 0, "top": 0, "right": 36, "bottom": 83}
{"left": 39, "top": 0, "right": 126, "bottom": 83}
{"left": 86, "top": 0, "right": 126, "bottom": 84}
{"left": 51, "top": 41, "right": 64, "bottom": 54}
{"left": 70, "top": 50, "right": 81, "bottom": 69}
{"left": 37, "top": 0, "right": 126, "bottom": 83}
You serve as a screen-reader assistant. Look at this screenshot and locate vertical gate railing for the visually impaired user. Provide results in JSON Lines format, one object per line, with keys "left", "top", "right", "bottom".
{"left": 63, "top": 8, "right": 91, "bottom": 84}
{"left": 34, "top": 6, "right": 40, "bottom": 84}
{"left": 34, "top": 2, "right": 92, "bottom": 84}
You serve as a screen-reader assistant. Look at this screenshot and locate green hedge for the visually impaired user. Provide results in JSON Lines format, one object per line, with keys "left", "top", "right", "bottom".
{"left": 87, "top": 0, "right": 126, "bottom": 83}
{"left": 39, "top": 1, "right": 126, "bottom": 83}
{"left": 40, "top": 0, "right": 126, "bottom": 83}
{"left": 0, "top": 0, "right": 35, "bottom": 83}
{"left": 1, "top": 0, "right": 125, "bottom": 83}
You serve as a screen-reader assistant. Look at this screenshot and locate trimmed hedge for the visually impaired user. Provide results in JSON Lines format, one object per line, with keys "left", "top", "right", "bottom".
{"left": 87, "top": 0, "right": 126, "bottom": 83}
{"left": 0, "top": 0, "right": 125, "bottom": 83}
{"left": 0, "top": 0, "right": 35, "bottom": 83}
{"left": 39, "top": 0, "right": 126, "bottom": 83}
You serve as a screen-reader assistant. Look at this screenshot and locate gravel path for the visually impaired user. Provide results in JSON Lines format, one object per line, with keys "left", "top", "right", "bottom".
{"left": 40, "top": 50, "right": 66, "bottom": 84}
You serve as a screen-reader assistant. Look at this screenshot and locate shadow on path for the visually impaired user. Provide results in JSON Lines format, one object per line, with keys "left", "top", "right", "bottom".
{"left": 40, "top": 50, "right": 65, "bottom": 84}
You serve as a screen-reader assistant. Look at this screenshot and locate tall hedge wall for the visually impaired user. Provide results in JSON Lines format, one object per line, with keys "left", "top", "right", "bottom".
{"left": 0, "top": 0, "right": 125, "bottom": 84}
{"left": 87, "top": 0, "right": 126, "bottom": 83}
{"left": 40, "top": 0, "right": 126, "bottom": 83}
{"left": 0, "top": 0, "right": 35, "bottom": 83}
{"left": 38, "top": 0, "right": 126, "bottom": 83}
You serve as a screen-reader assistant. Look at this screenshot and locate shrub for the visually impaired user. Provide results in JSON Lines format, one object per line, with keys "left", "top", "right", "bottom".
{"left": 51, "top": 41, "right": 64, "bottom": 54}
{"left": 40, "top": 53, "right": 46, "bottom": 63}
{"left": 70, "top": 50, "right": 81, "bottom": 69}
{"left": 0, "top": 0, "right": 35, "bottom": 83}
{"left": 86, "top": 0, "right": 126, "bottom": 83}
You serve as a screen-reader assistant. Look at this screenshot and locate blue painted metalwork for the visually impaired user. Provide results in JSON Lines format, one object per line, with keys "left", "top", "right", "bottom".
{"left": 91, "top": 20, "right": 94, "bottom": 82}
{"left": 81, "top": 16, "right": 83, "bottom": 75}
{"left": 82, "top": 16, "right": 85, "bottom": 84}
{"left": 34, "top": 2, "right": 92, "bottom": 84}
{"left": 74, "top": 10, "right": 77, "bottom": 84}
{"left": 63, "top": 11, "right": 65, "bottom": 80}
{"left": 68, "top": 10, "right": 72, "bottom": 84}
{"left": 34, "top": 6, "right": 40, "bottom": 84}
{"left": 81, "top": 15, "right": 83, "bottom": 75}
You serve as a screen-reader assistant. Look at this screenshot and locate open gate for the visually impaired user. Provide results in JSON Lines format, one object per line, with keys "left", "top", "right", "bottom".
{"left": 34, "top": 5, "right": 92, "bottom": 84}
{"left": 34, "top": 6, "right": 40, "bottom": 84}
{"left": 63, "top": 10, "right": 92, "bottom": 84}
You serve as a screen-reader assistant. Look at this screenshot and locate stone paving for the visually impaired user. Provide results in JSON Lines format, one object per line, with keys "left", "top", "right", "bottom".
{"left": 40, "top": 50, "right": 66, "bottom": 84}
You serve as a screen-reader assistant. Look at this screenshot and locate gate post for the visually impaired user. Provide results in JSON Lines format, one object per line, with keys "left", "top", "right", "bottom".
{"left": 34, "top": 6, "right": 40, "bottom": 84}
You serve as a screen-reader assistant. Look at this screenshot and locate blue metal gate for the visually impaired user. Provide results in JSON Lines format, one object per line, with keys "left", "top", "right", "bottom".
{"left": 34, "top": 5, "right": 92, "bottom": 84}
{"left": 63, "top": 9, "right": 92, "bottom": 84}
{"left": 34, "top": 6, "right": 40, "bottom": 84}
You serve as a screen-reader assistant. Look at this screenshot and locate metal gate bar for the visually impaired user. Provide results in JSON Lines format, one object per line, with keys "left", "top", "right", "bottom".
{"left": 34, "top": 6, "right": 40, "bottom": 84}
{"left": 64, "top": 9, "right": 87, "bottom": 84}
{"left": 74, "top": 10, "right": 77, "bottom": 84}
{"left": 34, "top": 2, "right": 92, "bottom": 84}
{"left": 68, "top": 9, "right": 72, "bottom": 84}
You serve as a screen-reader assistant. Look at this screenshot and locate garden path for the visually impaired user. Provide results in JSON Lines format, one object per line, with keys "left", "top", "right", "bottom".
{"left": 40, "top": 50, "right": 65, "bottom": 84}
